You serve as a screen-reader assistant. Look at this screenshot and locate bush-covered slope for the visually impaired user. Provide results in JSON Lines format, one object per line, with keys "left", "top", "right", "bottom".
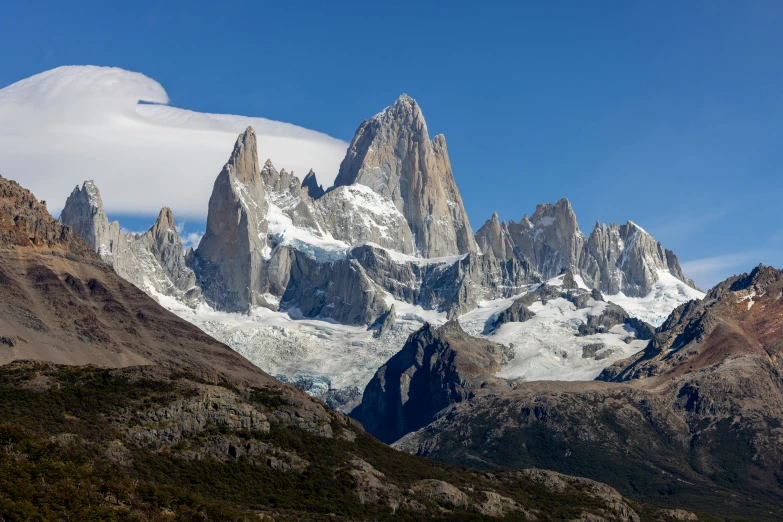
{"left": 0, "top": 363, "right": 660, "bottom": 521}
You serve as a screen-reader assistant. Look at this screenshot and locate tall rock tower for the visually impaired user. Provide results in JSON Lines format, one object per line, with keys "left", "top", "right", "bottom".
{"left": 333, "top": 94, "right": 477, "bottom": 258}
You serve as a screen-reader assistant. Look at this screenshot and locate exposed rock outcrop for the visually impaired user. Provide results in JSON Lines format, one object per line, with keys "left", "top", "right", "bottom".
{"left": 475, "top": 212, "right": 517, "bottom": 261}
{"left": 1, "top": 176, "right": 92, "bottom": 255}
{"left": 301, "top": 169, "right": 325, "bottom": 199}
{"left": 486, "top": 295, "right": 537, "bottom": 333}
{"left": 280, "top": 248, "right": 390, "bottom": 326}
{"left": 373, "top": 304, "right": 396, "bottom": 338}
{"left": 193, "top": 127, "right": 270, "bottom": 311}
{"left": 60, "top": 181, "right": 200, "bottom": 304}
{"left": 354, "top": 320, "right": 510, "bottom": 443}
{"left": 477, "top": 201, "right": 699, "bottom": 298}
{"left": 507, "top": 199, "right": 586, "bottom": 280}
{"left": 583, "top": 220, "right": 696, "bottom": 296}
{"left": 600, "top": 263, "right": 782, "bottom": 382}
{"left": 333, "top": 94, "right": 477, "bottom": 258}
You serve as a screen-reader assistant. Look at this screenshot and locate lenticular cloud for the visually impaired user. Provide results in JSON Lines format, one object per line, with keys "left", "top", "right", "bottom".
{"left": 0, "top": 66, "right": 347, "bottom": 218}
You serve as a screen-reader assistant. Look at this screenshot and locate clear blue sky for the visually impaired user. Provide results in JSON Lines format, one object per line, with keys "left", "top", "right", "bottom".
{"left": 1, "top": 1, "right": 782, "bottom": 288}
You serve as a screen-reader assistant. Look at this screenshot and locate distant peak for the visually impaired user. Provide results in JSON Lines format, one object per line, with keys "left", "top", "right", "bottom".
{"left": 68, "top": 179, "right": 104, "bottom": 210}
{"left": 156, "top": 206, "right": 175, "bottom": 229}
{"left": 226, "top": 126, "right": 260, "bottom": 183}
{"left": 374, "top": 93, "right": 423, "bottom": 122}
{"left": 555, "top": 197, "right": 572, "bottom": 207}
{"left": 301, "top": 169, "right": 325, "bottom": 199}
{"left": 395, "top": 93, "right": 415, "bottom": 105}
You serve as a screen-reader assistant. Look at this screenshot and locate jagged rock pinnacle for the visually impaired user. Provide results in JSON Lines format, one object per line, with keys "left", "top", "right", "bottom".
{"left": 301, "top": 169, "right": 325, "bottom": 199}
{"left": 332, "top": 94, "right": 477, "bottom": 258}
{"left": 228, "top": 127, "right": 260, "bottom": 184}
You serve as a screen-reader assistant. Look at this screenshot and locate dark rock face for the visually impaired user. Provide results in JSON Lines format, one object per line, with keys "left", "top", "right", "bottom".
{"left": 301, "top": 169, "right": 325, "bottom": 199}
{"left": 486, "top": 297, "right": 536, "bottom": 333}
{"left": 333, "top": 94, "right": 477, "bottom": 258}
{"left": 280, "top": 248, "right": 390, "bottom": 326}
{"left": 577, "top": 303, "right": 629, "bottom": 336}
{"left": 373, "top": 304, "right": 396, "bottom": 338}
{"left": 581, "top": 343, "right": 609, "bottom": 359}
{"left": 355, "top": 321, "right": 509, "bottom": 443}
{"left": 347, "top": 244, "right": 531, "bottom": 319}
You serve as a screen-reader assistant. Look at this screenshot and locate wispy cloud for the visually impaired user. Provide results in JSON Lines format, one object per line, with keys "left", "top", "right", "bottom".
{"left": 681, "top": 251, "right": 764, "bottom": 290}
{"left": 0, "top": 66, "right": 347, "bottom": 219}
{"left": 175, "top": 221, "right": 203, "bottom": 249}
{"left": 646, "top": 205, "right": 736, "bottom": 244}
{"left": 181, "top": 232, "right": 203, "bottom": 250}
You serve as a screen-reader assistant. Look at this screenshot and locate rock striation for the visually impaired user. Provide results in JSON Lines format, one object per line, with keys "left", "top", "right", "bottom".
{"left": 333, "top": 94, "right": 477, "bottom": 258}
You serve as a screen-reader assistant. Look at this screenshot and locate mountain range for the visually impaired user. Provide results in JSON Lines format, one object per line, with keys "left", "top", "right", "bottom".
{"left": 0, "top": 172, "right": 696, "bottom": 521}
{"left": 58, "top": 94, "right": 703, "bottom": 413}
{"left": 9, "top": 88, "right": 781, "bottom": 519}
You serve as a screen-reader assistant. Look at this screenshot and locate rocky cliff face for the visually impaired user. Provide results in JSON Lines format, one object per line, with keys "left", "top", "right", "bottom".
{"left": 59, "top": 180, "right": 199, "bottom": 304}
{"left": 193, "top": 127, "right": 271, "bottom": 311}
{"left": 583, "top": 220, "right": 696, "bottom": 296}
{"left": 301, "top": 169, "right": 325, "bottom": 199}
{"left": 507, "top": 199, "right": 587, "bottom": 280}
{"left": 355, "top": 320, "right": 510, "bottom": 443}
{"left": 476, "top": 199, "right": 698, "bottom": 297}
{"left": 333, "top": 94, "right": 477, "bottom": 258}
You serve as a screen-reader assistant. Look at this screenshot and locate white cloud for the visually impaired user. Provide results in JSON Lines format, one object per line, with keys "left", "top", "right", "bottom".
{"left": 181, "top": 232, "right": 203, "bottom": 250}
{"left": 0, "top": 66, "right": 347, "bottom": 219}
{"left": 175, "top": 221, "right": 203, "bottom": 249}
{"left": 681, "top": 252, "right": 763, "bottom": 290}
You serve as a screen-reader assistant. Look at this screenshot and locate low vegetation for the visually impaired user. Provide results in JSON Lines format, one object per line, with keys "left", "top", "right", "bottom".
{"left": 0, "top": 362, "right": 666, "bottom": 521}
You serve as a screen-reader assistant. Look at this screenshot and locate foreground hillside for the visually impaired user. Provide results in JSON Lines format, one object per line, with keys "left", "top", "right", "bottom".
{"left": 0, "top": 175, "right": 688, "bottom": 521}
{"left": 0, "top": 362, "right": 668, "bottom": 521}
